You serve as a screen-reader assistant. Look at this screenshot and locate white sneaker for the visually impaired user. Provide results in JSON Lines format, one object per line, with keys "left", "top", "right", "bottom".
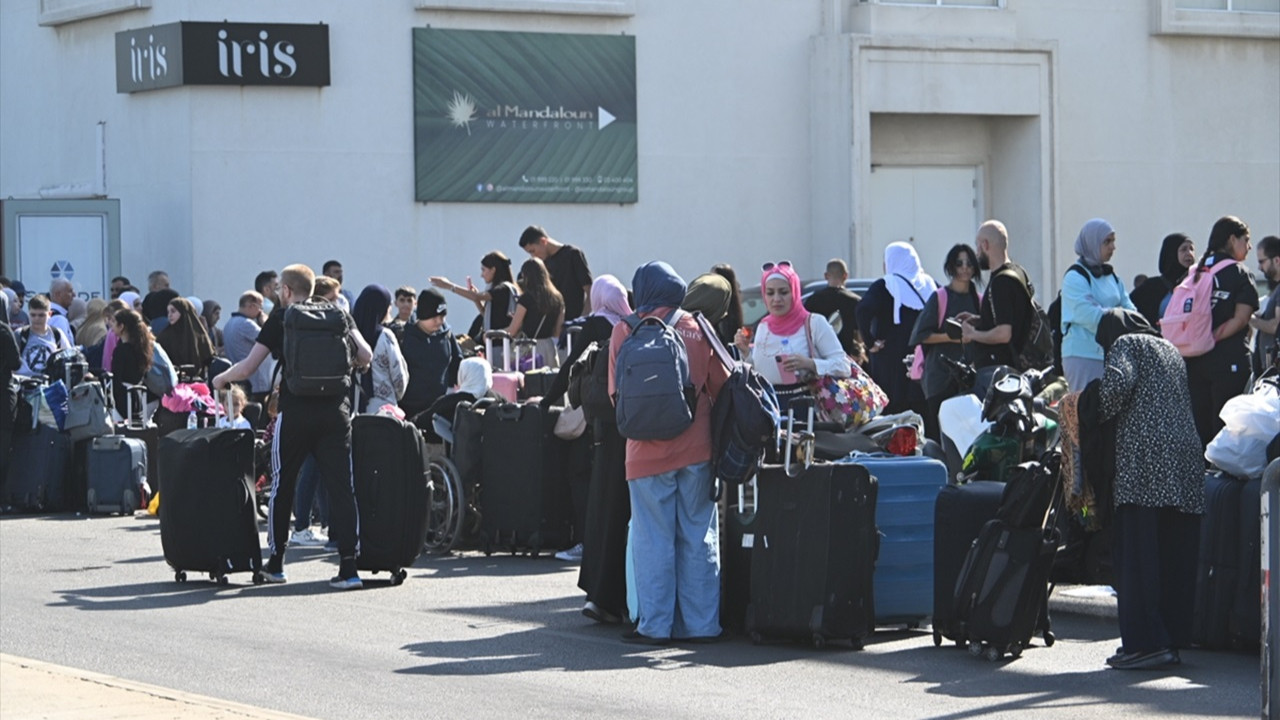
{"left": 290, "top": 527, "right": 328, "bottom": 547}
{"left": 555, "top": 543, "right": 584, "bottom": 562}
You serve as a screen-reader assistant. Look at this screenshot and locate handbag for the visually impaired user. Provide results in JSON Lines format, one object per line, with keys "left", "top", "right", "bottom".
{"left": 802, "top": 316, "right": 889, "bottom": 430}
{"left": 553, "top": 403, "right": 588, "bottom": 439}
{"left": 65, "top": 381, "right": 114, "bottom": 442}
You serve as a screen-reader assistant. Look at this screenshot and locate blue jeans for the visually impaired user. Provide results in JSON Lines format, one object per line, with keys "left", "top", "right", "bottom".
{"left": 292, "top": 454, "right": 330, "bottom": 533}
{"left": 627, "top": 461, "right": 720, "bottom": 639}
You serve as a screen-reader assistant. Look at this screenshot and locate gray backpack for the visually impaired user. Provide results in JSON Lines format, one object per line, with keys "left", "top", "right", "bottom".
{"left": 613, "top": 309, "right": 696, "bottom": 441}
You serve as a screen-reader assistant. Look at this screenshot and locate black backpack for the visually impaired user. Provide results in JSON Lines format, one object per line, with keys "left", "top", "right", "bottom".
{"left": 568, "top": 341, "right": 615, "bottom": 424}
{"left": 997, "top": 266, "right": 1054, "bottom": 372}
{"left": 282, "top": 299, "right": 355, "bottom": 397}
{"left": 1048, "top": 265, "right": 1092, "bottom": 376}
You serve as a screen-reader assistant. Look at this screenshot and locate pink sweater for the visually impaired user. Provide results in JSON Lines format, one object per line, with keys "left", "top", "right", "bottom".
{"left": 609, "top": 309, "right": 729, "bottom": 481}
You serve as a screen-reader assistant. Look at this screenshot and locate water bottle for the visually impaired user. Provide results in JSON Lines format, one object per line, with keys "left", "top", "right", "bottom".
{"left": 187, "top": 411, "right": 197, "bottom": 430}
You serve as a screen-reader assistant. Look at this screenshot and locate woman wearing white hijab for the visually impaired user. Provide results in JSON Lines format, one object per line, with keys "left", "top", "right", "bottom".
{"left": 1060, "top": 218, "right": 1137, "bottom": 390}
{"left": 856, "top": 242, "right": 938, "bottom": 413}
{"left": 425, "top": 356, "right": 493, "bottom": 443}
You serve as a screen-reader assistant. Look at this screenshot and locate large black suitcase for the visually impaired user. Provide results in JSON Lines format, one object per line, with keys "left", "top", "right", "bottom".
{"left": 450, "top": 399, "right": 490, "bottom": 549}
{"left": 1229, "top": 477, "right": 1262, "bottom": 651}
{"left": 1192, "top": 472, "right": 1244, "bottom": 649}
{"left": 932, "top": 480, "right": 1006, "bottom": 647}
{"left": 158, "top": 428, "right": 262, "bottom": 584}
{"left": 351, "top": 414, "right": 431, "bottom": 584}
{"left": 7, "top": 423, "right": 71, "bottom": 511}
{"left": 745, "top": 462, "right": 879, "bottom": 649}
{"left": 720, "top": 479, "right": 759, "bottom": 633}
{"left": 477, "top": 401, "right": 571, "bottom": 556}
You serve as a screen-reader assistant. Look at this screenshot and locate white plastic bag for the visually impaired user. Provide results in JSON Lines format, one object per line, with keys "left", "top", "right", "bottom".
{"left": 938, "top": 394, "right": 990, "bottom": 459}
{"left": 1205, "top": 385, "right": 1280, "bottom": 479}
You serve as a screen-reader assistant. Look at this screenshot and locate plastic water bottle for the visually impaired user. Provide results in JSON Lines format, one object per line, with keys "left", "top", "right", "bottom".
{"left": 187, "top": 411, "right": 197, "bottom": 430}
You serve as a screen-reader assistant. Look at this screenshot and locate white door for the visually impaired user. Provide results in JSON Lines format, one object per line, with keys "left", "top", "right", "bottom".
{"left": 867, "top": 165, "right": 981, "bottom": 281}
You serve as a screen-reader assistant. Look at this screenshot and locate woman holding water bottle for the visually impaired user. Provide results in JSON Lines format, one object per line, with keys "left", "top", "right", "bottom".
{"left": 734, "top": 261, "right": 849, "bottom": 412}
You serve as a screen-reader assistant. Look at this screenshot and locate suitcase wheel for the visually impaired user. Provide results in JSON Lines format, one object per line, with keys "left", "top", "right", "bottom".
{"left": 210, "top": 573, "right": 228, "bottom": 586}
{"left": 175, "top": 571, "right": 187, "bottom": 583}
{"left": 1043, "top": 630, "right": 1055, "bottom": 647}
{"left": 983, "top": 646, "right": 1001, "bottom": 662}
{"left": 121, "top": 490, "right": 137, "bottom": 516}
{"left": 932, "top": 631, "right": 942, "bottom": 647}
{"left": 391, "top": 569, "right": 407, "bottom": 586}
{"left": 1008, "top": 645, "right": 1023, "bottom": 659}
{"left": 968, "top": 643, "right": 984, "bottom": 658}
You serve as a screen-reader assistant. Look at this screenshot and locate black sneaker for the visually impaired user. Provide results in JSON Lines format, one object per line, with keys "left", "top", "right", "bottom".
{"left": 1107, "top": 648, "right": 1177, "bottom": 670}
{"left": 621, "top": 629, "right": 669, "bottom": 646}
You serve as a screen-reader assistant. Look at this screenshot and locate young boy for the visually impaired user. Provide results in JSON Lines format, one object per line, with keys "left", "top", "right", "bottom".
{"left": 18, "top": 295, "right": 73, "bottom": 378}
{"left": 387, "top": 286, "right": 416, "bottom": 342}
{"left": 213, "top": 264, "right": 373, "bottom": 589}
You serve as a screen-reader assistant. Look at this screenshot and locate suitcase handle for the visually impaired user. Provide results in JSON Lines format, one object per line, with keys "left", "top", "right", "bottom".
{"left": 484, "top": 331, "right": 514, "bottom": 372}
{"left": 495, "top": 402, "right": 523, "bottom": 422}
{"left": 783, "top": 398, "right": 816, "bottom": 478}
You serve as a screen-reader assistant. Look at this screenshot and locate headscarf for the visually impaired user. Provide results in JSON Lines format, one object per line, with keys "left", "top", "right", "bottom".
{"left": 682, "top": 273, "right": 732, "bottom": 324}
{"left": 1095, "top": 308, "right": 1158, "bottom": 354}
{"left": 201, "top": 300, "right": 221, "bottom": 331}
{"left": 1074, "top": 218, "right": 1116, "bottom": 274}
{"left": 589, "top": 275, "right": 632, "bottom": 326}
{"left": 0, "top": 290, "right": 8, "bottom": 327}
{"left": 884, "top": 242, "right": 938, "bottom": 325}
{"left": 454, "top": 356, "right": 492, "bottom": 398}
{"left": 353, "top": 284, "right": 392, "bottom": 350}
{"left": 119, "top": 291, "right": 142, "bottom": 312}
{"left": 1157, "top": 233, "right": 1191, "bottom": 284}
{"left": 184, "top": 296, "right": 204, "bottom": 317}
{"left": 156, "top": 297, "right": 214, "bottom": 369}
{"left": 68, "top": 297, "right": 87, "bottom": 326}
{"left": 632, "top": 261, "right": 687, "bottom": 315}
{"left": 142, "top": 288, "right": 179, "bottom": 321}
{"left": 758, "top": 262, "right": 809, "bottom": 337}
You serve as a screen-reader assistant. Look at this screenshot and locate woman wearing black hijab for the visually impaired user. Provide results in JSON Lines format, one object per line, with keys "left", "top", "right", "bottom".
{"left": 1129, "top": 233, "right": 1195, "bottom": 330}
{"left": 1086, "top": 309, "right": 1203, "bottom": 671}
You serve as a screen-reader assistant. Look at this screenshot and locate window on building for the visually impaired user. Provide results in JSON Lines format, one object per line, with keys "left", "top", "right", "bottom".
{"left": 1175, "top": 0, "right": 1279, "bottom": 10}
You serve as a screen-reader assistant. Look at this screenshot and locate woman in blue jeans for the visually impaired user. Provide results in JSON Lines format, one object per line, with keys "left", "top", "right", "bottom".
{"left": 609, "top": 262, "right": 730, "bottom": 644}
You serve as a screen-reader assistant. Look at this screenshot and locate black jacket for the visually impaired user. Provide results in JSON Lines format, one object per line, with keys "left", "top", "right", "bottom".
{"left": 399, "top": 323, "right": 462, "bottom": 417}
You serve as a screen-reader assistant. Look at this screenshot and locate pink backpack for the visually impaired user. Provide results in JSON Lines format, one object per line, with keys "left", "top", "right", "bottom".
{"left": 1160, "top": 259, "right": 1236, "bottom": 357}
{"left": 909, "top": 288, "right": 948, "bottom": 381}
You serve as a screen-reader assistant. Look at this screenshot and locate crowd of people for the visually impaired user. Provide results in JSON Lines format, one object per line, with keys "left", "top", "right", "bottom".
{"left": 1, "top": 216, "right": 1277, "bottom": 659}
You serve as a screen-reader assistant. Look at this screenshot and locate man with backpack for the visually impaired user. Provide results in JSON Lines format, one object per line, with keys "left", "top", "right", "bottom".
{"left": 17, "top": 295, "right": 74, "bottom": 377}
{"left": 213, "top": 264, "right": 373, "bottom": 590}
{"left": 960, "top": 220, "right": 1036, "bottom": 369}
{"left": 609, "top": 261, "right": 730, "bottom": 644}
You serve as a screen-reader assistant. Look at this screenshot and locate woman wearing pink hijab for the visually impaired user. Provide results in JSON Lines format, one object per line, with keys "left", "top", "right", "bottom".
{"left": 734, "top": 261, "right": 849, "bottom": 410}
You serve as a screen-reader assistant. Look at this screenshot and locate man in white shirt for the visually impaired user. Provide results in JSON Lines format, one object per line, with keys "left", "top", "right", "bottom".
{"left": 47, "top": 278, "right": 76, "bottom": 342}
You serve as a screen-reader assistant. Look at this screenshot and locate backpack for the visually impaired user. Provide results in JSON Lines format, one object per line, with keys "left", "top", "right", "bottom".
{"left": 144, "top": 342, "right": 178, "bottom": 396}
{"left": 282, "top": 299, "right": 355, "bottom": 397}
{"left": 568, "top": 341, "right": 615, "bottom": 424}
{"left": 1048, "top": 264, "right": 1092, "bottom": 374}
{"left": 695, "top": 314, "right": 780, "bottom": 497}
{"left": 997, "top": 266, "right": 1054, "bottom": 372}
{"left": 613, "top": 309, "right": 696, "bottom": 441}
{"left": 1160, "top": 259, "right": 1237, "bottom": 358}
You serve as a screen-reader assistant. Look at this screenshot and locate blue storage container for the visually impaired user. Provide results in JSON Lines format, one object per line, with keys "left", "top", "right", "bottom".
{"left": 852, "top": 456, "right": 947, "bottom": 627}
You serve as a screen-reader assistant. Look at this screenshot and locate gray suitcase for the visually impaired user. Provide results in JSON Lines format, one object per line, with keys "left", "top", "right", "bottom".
{"left": 86, "top": 435, "right": 149, "bottom": 515}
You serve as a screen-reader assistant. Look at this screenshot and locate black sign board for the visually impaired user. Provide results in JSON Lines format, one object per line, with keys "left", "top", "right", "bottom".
{"left": 117, "top": 22, "right": 330, "bottom": 93}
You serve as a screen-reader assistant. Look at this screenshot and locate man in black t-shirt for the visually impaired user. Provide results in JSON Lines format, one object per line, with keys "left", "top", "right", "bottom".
{"left": 960, "top": 220, "right": 1033, "bottom": 369}
{"left": 519, "top": 225, "right": 593, "bottom": 321}
{"left": 214, "top": 264, "right": 373, "bottom": 589}
{"left": 803, "top": 258, "right": 865, "bottom": 360}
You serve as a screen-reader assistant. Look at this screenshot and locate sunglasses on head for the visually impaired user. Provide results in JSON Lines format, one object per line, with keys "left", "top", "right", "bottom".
{"left": 761, "top": 261, "right": 792, "bottom": 272}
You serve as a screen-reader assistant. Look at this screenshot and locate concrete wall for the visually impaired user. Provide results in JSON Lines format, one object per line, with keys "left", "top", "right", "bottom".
{"left": 1, "top": 0, "right": 1276, "bottom": 320}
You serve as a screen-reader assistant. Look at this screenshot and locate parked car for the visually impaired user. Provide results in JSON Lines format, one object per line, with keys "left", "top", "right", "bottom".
{"left": 741, "top": 278, "right": 876, "bottom": 337}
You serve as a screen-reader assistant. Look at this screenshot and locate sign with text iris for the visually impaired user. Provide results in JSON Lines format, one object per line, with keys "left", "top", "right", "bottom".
{"left": 413, "top": 28, "right": 637, "bottom": 204}
{"left": 116, "top": 22, "right": 330, "bottom": 94}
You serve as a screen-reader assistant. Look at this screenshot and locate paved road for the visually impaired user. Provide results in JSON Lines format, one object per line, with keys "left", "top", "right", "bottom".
{"left": 0, "top": 513, "right": 1261, "bottom": 719}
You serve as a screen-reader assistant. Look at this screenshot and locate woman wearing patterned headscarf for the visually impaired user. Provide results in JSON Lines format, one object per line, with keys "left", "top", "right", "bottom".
{"left": 856, "top": 242, "right": 937, "bottom": 414}
{"left": 735, "top": 261, "right": 850, "bottom": 412}
{"left": 1060, "top": 218, "right": 1138, "bottom": 390}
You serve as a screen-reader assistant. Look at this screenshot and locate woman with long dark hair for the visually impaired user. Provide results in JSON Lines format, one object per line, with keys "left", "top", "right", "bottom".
{"left": 156, "top": 297, "right": 214, "bottom": 377}
{"left": 1183, "top": 215, "right": 1258, "bottom": 447}
{"left": 431, "top": 250, "right": 520, "bottom": 334}
{"left": 908, "top": 243, "right": 982, "bottom": 441}
{"left": 352, "top": 284, "right": 408, "bottom": 413}
{"left": 112, "top": 309, "right": 155, "bottom": 423}
{"left": 506, "top": 257, "right": 565, "bottom": 369}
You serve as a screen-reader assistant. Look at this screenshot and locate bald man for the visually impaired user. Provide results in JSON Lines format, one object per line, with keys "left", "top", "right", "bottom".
{"left": 48, "top": 278, "right": 76, "bottom": 341}
{"left": 959, "top": 220, "right": 1035, "bottom": 369}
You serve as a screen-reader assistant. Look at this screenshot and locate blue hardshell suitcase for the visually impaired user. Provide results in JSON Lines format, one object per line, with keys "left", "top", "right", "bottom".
{"left": 86, "top": 435, "right": 148, "bottom": 514}
{"left": 852, "top": 455, "right": 947, "bottom": 627}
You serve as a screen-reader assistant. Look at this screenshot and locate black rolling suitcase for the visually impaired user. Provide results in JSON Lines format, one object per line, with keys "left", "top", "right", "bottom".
{"left": 351, "top": 413, "right": 431, "bottom": 585}
{"left": 745, "top": 401, "right": 879, "bottom": 649}
{"left": 158, "top": 427, "right": 262, "bottom": 584}
{"left": 1228, "top": 477, "right": 1262, "bottom": 650}
{"left": 949, "top": 455, "right": 1062, "bottom": 661}
{"left": 721, "top": 479, "right": 759, "bottom": 633}
{"left": 477, "top": 400, "right": 572, "bottom": 556}
{"left": 7, "top": 422, "right": 71, "bottom": 511}
{"left": 450, "top": 399, "right": 490, "bottom": 549}
{"left": 931, "top": 480, "right": 1007, "bottom": 647}
{"left": 1192, "top": 471, "right": 1245, "bottom": 649}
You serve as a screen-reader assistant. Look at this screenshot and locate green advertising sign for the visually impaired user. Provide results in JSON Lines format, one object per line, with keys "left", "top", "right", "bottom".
{"left": 413, "top": 28, "right": 637, "bottom": 204}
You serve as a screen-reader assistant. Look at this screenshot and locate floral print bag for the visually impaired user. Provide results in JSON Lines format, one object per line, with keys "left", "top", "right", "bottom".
{"left": 802, "top": 315, "right": 888, "bottom": 430}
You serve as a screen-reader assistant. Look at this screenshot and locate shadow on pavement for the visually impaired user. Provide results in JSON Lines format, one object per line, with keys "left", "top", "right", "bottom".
{"left": 412, "top": 553, "right": 582, "bottom": 580}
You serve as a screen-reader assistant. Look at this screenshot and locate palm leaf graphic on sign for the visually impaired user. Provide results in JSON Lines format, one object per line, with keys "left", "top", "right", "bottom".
{"left": 447, "top": 91, "right": 478, "bottom": 135}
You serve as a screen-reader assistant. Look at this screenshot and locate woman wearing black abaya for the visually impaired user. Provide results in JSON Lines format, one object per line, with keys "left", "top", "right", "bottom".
{"left": 1129, "top": 233, "right": 1195, "bottom": 331}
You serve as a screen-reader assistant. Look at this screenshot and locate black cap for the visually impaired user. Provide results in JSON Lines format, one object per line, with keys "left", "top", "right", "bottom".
{"left": 417, "top": 288, "right": 447, "bottom": 319}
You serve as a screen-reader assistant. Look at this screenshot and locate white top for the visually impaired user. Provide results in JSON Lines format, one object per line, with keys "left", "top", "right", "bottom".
{"left": 364, "top": 326, "right": 408, "bottom": 412}
{"left": 748, "top": 314, "right": 850, "bottom": 386}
